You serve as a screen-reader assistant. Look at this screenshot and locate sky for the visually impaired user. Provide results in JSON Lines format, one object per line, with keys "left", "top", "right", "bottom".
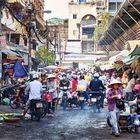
{"left": 44, "top": 0, "right": 69, "bottom": 20}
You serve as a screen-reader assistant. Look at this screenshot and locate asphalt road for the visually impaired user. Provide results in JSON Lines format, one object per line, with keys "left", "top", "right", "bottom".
{"left": 0, "top": 105, "right": 140, "bottom": 140}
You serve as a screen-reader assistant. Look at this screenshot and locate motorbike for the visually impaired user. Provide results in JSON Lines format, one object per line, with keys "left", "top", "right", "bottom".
{"left": 0, "top": 85, "right": 18, "bottom": 105}
{"left": 70, "top": 92, "right": 79, "bottom": 108}
{"left": 30, "top": 99, "right": 44, "bottom": 121}
{"left": 77, "top": 91, "right": 85, "bottom": 110}
{"left": 42, "top": 89, "right": 53, "bottom": 116}
{"left": 61, "top": 86, "right": 70, "bottom": 111}
{"left": 89, "top": 91, "right": 102, "bottom": 113}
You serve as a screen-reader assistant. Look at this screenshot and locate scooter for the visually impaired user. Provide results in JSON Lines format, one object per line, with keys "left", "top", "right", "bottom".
{"left": 77, "top": 91, "right": 85, "bottom": 110}
{"left": 61, "top": 86, "right": 70, "bottom": 111}
{"left": 89, "top": 91, "right": 102, "bottom": 113}
{"left": 30, "top": 99, "right": 44, "bottom": 121}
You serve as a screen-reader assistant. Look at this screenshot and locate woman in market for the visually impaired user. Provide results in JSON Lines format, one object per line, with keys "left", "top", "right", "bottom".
{"left": 106, "top": 79, "right": 124, "bottom": 137}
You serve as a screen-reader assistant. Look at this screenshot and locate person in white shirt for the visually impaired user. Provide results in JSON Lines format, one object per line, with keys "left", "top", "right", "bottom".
{"left": 23, "top": 73, "right": 43, "bottom": 116}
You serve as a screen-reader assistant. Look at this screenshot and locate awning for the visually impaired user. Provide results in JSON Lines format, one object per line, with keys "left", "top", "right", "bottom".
{"left": 129, "top": 45, "right": 140, "bottom": 57}
{"left": 1, "top": 49, "right": 20, "bottom": 57}
{"left": 109, "top": 50, "right": 129, "bottom": 62}
{"left": 124, "top": 55, "right": 140, "bottom": 65}
{"left": 99, "top": 0, "right": 140, "bottom": 50}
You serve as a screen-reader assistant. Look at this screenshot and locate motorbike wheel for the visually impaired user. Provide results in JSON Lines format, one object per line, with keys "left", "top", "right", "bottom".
{"left": 10, "top": 98, "right": 18, "bottom": 109}
{"left": 79, "top": 101, "right": 84, "bottom": 110}
{"left": 63, "top": 100, "right": 67, "bottom": 111}
{"left": 41, "top": 101, "right": 48, "bottom": 118}
{"left": 31, "top": 108, "right": 41, "bottom": 121}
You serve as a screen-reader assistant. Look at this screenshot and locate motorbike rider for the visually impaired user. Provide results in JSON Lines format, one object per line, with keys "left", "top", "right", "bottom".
{"left": 71, "top": 75, "right": 78, "bottom": 96}
{"left": 47, "top": 74, "right": 57, "bottom": 114}
{"left": 23, "top": 73, "right": 43, "bottom": 116}
{"left": 89, "top": 73, "right": 106, "bottom": 109}
{"left": 59, "top": 73, "right": 71, "bottom": 102}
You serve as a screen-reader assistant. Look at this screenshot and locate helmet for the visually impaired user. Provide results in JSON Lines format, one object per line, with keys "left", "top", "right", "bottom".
{"left": 94, "top": 73, "right": 99, "bottom": 78}
{"left": 80, "top": 75, "right": 84, "bottom": 80}
{"left": 62, "top": 73, "right": 67, "bottom": 77}
{"left": 47, "top": 74, "right": 55, "bottom": 79}
{"left": 33, "top": 73, "right": 39, "bottom": 79}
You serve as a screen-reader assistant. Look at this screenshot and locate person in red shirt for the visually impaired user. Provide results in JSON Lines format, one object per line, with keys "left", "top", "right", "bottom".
{"left": 71, "top": 75, "right": 78, "bottom": 96}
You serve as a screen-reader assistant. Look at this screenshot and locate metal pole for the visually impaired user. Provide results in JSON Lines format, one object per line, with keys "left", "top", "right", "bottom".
{"left": 111, "top": 28, "right": 125, "bottom": 44}
{"left": 122, "top": 8, "right": 140, "bottom": 27}
{"left": 113, "top": 27, "right": 127, "bottom": 41}
{"left": 0, "top": 6, "right": 2, "bottom": 79}
{"left": 28, "top": 3, "right": 33, "bottom": 72}
{"left": 106, "top": 32, "right": 120, "bottom": 51}
{"left": 128, "top": 0, "right": 140, "bottom": 15}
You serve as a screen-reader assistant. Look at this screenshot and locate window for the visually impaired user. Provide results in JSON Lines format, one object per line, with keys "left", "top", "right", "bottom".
{"left": 117, "top": 2, "right": 122, "bottom": 9}
{"left": 78, "top": 0, "right": 86, "bottom": 3}
{"left": 109, "top": 2, "right": 116, "bottom": 11}
{"left": 73, "top": 14, "right": 77, "bottom": 19}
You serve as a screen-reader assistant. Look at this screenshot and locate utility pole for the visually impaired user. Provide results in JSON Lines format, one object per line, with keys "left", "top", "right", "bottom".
{"left": 27, "top": 2, "right": 33, "bottom": 72}
{"left": 0, "top": 0, "right": 7, "bottom": 79}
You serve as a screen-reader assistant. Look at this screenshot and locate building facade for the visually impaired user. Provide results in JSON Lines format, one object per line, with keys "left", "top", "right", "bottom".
{"left": 63, "top": 0, "right": 107, "bottom": 69}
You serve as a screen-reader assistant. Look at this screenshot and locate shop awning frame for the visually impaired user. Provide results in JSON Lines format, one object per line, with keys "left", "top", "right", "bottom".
{"left": 99, "top": 0, "right": 140, "bottom": 50}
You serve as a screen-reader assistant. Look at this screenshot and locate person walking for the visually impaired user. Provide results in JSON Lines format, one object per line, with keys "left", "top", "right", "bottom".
{"left": 106, "top": 79, "right": 124, "bottom": 137}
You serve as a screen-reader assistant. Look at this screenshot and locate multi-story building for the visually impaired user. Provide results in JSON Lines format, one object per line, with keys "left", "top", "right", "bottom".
{"left": 47, "top": 18, "right": 68, "bottom": 66}
{"left": 63, "top": 0, "right": 107, "bottom": 69}
{"left": 1, "top": 0, "right": 45, "bottom": 73}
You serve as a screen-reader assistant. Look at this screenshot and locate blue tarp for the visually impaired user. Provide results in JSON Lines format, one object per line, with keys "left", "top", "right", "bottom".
{"left": 13, "top": 60, "right": 28, "bottom": 78}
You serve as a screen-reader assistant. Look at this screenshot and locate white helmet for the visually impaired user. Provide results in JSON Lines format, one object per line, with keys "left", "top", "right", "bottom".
{"left": 33, "top": 73, "right": 39, "bottom": 79}
{"left": 94, "top": 73, "right": 99, "bottom": 78}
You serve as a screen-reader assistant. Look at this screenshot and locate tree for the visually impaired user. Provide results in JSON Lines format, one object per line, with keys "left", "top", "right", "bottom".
{"left": 35, "top": 46, "right": 55, "bottom": 65}
{"left": 93, "top": 12, "right": 112, "bottom": 42}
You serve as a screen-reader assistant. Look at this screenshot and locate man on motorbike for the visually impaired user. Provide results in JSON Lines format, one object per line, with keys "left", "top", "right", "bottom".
{"left": 23, "top": 73, "right": 43, "bottom": 116}
{"left": 59, "top": 73, "right": 71, "bottom": 102}
{"left": 77, "top": 75, "right": 89, "bottom": 101}
{"left": 89, "top": 73, "right": 106, "bottom": 109}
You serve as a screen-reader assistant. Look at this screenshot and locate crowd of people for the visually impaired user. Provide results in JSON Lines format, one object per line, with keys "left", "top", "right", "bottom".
{"left": 1, "top": 66, "right": 140, "bottom": 137}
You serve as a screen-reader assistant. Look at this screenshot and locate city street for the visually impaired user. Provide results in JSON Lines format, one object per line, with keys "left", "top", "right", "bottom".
{"left": 0, "top": 105, "right": 140, "bottom": 140}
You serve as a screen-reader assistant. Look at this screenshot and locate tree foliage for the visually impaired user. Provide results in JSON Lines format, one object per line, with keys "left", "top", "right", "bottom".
{"left": 35, "top": 46, "right": 55, "bottom": 65}
{"left": 93, "top": 12, "right": 112, "bottom": 42}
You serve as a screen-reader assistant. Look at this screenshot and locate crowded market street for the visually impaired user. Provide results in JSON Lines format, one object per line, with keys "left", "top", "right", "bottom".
{"left": 1, "top": 0, "right": 140, "bottom": 140}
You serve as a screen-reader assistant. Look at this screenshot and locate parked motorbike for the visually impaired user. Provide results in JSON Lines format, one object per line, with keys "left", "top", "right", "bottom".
{"left": 0, "top": 85, "right": 18, "bottom": 105}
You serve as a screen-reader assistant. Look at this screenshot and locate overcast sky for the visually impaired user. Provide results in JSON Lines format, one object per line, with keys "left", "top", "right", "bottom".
{"left": 44, "top": 0, "right": 69, "bottom": 20}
